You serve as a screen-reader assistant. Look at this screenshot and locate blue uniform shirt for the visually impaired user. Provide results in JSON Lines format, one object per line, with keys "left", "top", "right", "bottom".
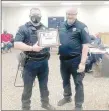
{"left": 59, "top": 19, "right": 91, "bottom": 56}
{"left": 14, "top": 21, "right": 50, "bottom": 57}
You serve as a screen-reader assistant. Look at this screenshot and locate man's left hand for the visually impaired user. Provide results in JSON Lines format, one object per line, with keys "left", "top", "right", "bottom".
{"left": 77, "top": 62, "right": 86, "bottom": 73}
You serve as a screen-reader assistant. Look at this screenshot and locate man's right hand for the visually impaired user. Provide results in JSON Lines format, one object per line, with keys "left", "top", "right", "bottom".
{"left": 32, "top": 42, "right": 43, "bottom": 52}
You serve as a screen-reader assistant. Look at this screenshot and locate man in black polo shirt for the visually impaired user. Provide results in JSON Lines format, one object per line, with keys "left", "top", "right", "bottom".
{"left": 58, "top": 8, "right": 91, "bottom": 110}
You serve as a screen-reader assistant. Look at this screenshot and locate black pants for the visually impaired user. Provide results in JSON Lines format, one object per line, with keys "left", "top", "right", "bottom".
{"left": 60, "top": 55, "right": 85, "bottom": 107}
{"left": 22, "top": 59, "right": 49, "bottom": 110}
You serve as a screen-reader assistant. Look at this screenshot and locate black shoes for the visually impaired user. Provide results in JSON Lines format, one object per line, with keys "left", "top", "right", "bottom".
{"left": 42, "top": 104, "right": 56, "bottom": 110}
{"left": 57, "top": 98, "right": 83, "bottom": 110}
{"left": 74, "top": 106, "right": 83, "bottom": 110}
{"left": 22, "top": 108, "right": 30, "bottom": 110}
{"left": 22, "top": 104, "right": 55, "bottom": 110}
{"left": 57, "top": 98, "right": 72, "bottom": 106}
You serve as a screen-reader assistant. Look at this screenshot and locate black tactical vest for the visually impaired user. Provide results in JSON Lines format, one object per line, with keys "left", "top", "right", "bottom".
{"left": 23, "top": 22, "right": 50, "bottom": 57}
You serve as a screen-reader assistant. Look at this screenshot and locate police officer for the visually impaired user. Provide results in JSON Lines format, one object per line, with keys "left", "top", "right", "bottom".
{"left": 14, "top": 8, "right": 55, "bottom": 110}
{"left": 57, "top": 8, "right": 90, "bottom": 110}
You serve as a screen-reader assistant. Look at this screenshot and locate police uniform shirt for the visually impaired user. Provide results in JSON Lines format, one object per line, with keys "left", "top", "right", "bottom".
{"left": 59, "top": 19, "right": 91, "bottom": 56}
{"left": 14, "top": 22, "right": 50, "bottom": 57}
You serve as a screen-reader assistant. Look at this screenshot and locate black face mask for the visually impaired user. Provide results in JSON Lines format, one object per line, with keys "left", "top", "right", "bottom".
{"left": 30, "top": 15, "right": 41, "bottom": 23}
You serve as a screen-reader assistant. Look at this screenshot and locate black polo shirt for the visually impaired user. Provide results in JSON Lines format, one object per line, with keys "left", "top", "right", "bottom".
{"left": 59, "top": 19, "right": 91, "bottom": 56}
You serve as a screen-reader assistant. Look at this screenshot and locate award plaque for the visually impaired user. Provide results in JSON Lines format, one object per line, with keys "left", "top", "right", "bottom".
{"left": 37, "top": 29, "right": 60, "bottom": 47}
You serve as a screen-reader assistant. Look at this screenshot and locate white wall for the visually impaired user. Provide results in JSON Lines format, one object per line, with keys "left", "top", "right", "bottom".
{"left": 2, "top": 5, "right": 109, "bottom": 37}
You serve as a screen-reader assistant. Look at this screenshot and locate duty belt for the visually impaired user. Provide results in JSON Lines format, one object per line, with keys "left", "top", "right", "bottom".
{"left": 26, "top": 54, "right": 49, "bottom": 61}
{"left": 60, "top": 54, "right": 80, "bottom": 60}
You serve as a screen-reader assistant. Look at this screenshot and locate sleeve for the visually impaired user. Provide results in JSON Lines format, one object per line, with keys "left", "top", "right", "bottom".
{"left": 14, "top": 26, "right": 26, "bottom": 42}
{"left": 80, "top": 26, "right": 91, "bottom": 44}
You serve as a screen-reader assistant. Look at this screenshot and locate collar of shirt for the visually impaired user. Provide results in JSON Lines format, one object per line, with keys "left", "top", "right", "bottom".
{"left": 26, "top": 21, "right": 44, "bottom": 31}
{"left": 65, "top": 19, "right": 77, "bottom": 29}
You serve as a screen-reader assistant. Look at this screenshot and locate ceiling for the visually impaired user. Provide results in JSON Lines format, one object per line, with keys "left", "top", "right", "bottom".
{"left": 2, "top": 1, "right": 109, "bottom": 7}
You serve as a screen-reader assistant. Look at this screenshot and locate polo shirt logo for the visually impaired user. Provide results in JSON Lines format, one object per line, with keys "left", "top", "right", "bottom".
{"left": 72, "top": 28, "right": 76, "bottom": 32}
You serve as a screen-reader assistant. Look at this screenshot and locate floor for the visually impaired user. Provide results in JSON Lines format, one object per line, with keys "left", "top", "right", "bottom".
{"left": 1, "top": 49, "right": 109, "bottom": 110}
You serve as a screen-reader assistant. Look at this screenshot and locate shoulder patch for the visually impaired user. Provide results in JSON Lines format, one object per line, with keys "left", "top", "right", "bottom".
{"left": 84, "top": 27, "right": 89, "bottom": 33}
